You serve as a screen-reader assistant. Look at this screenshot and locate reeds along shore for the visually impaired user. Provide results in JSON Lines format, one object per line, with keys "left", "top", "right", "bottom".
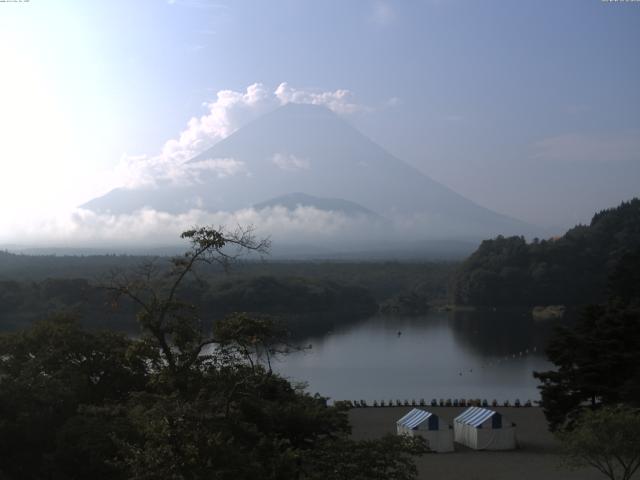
{"left": 337, "top": 398, "right": 533, "bottom": 409}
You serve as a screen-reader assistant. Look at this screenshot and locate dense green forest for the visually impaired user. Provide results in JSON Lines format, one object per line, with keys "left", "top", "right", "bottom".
{"left": 450, "top": 199, "right": 640, "bottom": 307}
{"left": 0, "top": 275, "right": 376, "bottom": 336}
{"left": 0, "top": 252, "right": 455, "bottom": 335}
{"left": 0, "top": 252, "right": 453, "bottom": 302}
{"left": 0, "top": 228, "right": 428, "bottom": 479}
{"left": 3, "top": 199, "right": 640, "bottom": 323}
{"left": 530, "top": 248, "right": 640, "bottom": 480}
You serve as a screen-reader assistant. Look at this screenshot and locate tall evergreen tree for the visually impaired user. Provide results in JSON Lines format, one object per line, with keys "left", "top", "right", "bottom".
{"left": 534, "top": 249, "right": 640, "bottom": 431}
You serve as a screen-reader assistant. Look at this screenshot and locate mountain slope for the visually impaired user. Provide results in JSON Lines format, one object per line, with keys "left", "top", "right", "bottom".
{"left": 82, "top": 103, "right": 533, "bottom": 240}
{"left": 254, "top": 192, "right": 382, "bottom": 219}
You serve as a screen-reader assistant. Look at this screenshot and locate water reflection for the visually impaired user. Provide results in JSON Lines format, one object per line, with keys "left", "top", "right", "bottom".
{"left": 447, "top": 309, "right": 557, "bottom": 358}
{"left": 275, "top": 310, "right": 558, "bottom": 403}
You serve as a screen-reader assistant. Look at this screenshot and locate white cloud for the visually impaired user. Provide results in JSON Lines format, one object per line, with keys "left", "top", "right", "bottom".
{"left": 274, "top": 82, "right": 364, "bottom": 115}
{"left": 160, "top": 83, "right": 273, "bottom": 165}
{"left": 0, "top": 203, "right": 484, "bottom": 251}
{"left": 532, "top": 130, "right": 640, "bottom": 163}
{"left": 167, "top": 157, "right": 249, "bottom": 186}
{"left": 271, "top": 153, "right": 311, "bottom": 172}
{"left": 116, "top": 82, "right": 365, "bottom": 189}
{"left": 194, "top": 158, "right": 248, "bottom": 178}
{"left": 115, "top": 154, "right": 248, "bottom": 189}
{"left": 0, "top": 206, "right": 383, "bottom": 247}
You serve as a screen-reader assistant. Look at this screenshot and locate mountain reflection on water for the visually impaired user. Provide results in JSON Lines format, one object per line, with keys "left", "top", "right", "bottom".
{"left": 275, "top": 310, "right": 559, "bottom": 403}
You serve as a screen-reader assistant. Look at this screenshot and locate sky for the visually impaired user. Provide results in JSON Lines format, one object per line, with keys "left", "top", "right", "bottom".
{"left": 0, "top": 0, "right": 639, "bottom": 245}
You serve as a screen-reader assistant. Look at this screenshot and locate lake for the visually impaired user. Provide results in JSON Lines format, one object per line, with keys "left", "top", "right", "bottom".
{"left": 275, "top": 310, "right": 557, "bottom": 404}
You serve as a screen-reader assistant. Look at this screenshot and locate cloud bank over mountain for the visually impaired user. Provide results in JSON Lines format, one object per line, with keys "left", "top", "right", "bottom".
{"left": 1, "top": 83, "right": 534, "bottom": 257}
{"left": 115, "top": 83, "right": 365, "bottom": 189}
{"left": 1, "top": 205, "right": 449, "bottom": 255}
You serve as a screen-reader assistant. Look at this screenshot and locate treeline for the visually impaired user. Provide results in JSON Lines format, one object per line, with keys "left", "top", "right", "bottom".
{"left": 531, "top": 250, "right": 640, "bottom": 479}
{"left": 0, "top": 252, "right": 454, "bottom": 303}
{"left": 0, "top": 250, "right": 149, "bottom": 280}
{"left": 0, "top": 278, "right": 126, "bottom": 331}
{"left": 0, "top": 254, "right": 455, "bottom": 334}
{"left": 0, "top": 227, "right": 428, "bottom": 479}
{"left": 534, "top": 249, "right": 640, "bottom": 429}
{"left": 0, "top": 275, "right": 379, "bottom": 337}
{"left": 205, "top": 276, "right": 378, "bottom": 334}
{"left": 450, "top": 198, "right": 640, "bottom": 306}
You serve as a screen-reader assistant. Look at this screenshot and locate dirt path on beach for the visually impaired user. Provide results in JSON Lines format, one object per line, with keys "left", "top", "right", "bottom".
{"left": 349, "top": 406, "right": 631, "bottom": 480}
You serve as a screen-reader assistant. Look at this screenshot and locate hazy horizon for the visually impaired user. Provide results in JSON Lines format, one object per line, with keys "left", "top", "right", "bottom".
{"left": 1, "top": 0, "right": 638, "bottom": 250}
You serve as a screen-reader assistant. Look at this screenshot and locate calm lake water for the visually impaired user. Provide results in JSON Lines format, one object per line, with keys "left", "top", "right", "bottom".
{"left": 275, "top": 310, "right": 557, "bottom": 403}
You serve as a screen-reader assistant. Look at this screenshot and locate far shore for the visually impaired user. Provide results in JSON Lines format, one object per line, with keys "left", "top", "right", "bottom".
{"left": 349, "top": 406, "right": 616, "bottom": 480}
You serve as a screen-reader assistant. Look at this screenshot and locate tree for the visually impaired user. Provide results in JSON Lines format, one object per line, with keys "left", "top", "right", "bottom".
{"left": 0, "top": 316, "right": 147, "bottom": 479}
{"left": 559, "top": 405, "right": 640, "bottom": 480}
{"left": 303, "top": 435, "right": 429, "bottom": 480}
{"left": 534, "top": 250, "right": 640, "bottom": 431}
{"left": 0, "top": 225, "right": 428, "bottom": 479}
{"left": 104, "top": 225, "right": 270, "bottom": 378}
{"left": 608, "top": 249, "right": 640, "bottom": 309}
{"left": 450, "top": 198, "right": 640, "bottom": 307}
{"left": 534, "top": 304, "right": 640, "bottom": 430}
{"left": 213, "top": 312, "right": 292, "bottom": 374}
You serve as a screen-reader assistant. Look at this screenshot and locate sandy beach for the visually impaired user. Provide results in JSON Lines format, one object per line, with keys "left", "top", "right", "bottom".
{"left": 349, "top": 406, "right": 625, "bottom": 480}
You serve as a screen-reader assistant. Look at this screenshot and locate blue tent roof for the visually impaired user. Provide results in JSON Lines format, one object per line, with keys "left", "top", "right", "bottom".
{"left": 397, "top": 408, "right": 434, "bottom": 429}
{"left": 454, "top": 407, "right": 498, "bottom": 428}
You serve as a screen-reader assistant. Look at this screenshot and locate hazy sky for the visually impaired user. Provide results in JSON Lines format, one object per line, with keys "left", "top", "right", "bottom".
{"left": 1, "top": 0, "right": 639, "bottom": 242}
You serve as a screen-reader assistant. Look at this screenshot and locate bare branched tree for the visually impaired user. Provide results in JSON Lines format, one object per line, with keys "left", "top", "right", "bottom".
{"left": 104, "top": 225, "right": 270, "bottom": 374}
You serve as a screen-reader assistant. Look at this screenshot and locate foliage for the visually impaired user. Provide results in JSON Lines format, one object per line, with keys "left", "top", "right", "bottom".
{"left": 608, "top": 249, "right": 640, "bottom": 309}
{"left": 204, "top": 276, "right": 378, "bottom": 336}
{"left": 450, "top": 198, "right": 640, "bottom": 306}
{"left": 379, "top": 291, "right": 430, "bottom": 315}
{"left": 559, "top": 405, "right": 640, "bottom": 480}
{"left": 0, "top": 226, "right": 427, "bottom": 479}
{"left": 534, "top": 304, "right": 640, "bottom": 430}
{"left": 213, "top": 312, "right": 293, "bottom": 373}
{"left": 303, "top": 434, "right": 429, "bottom": 480}
{"left": 0, "top": 275, "right": 379, "bottom": 337}
{"left": 534, "top": 249, "right": 640, "bottom": 431}
{"left": 206, "top": 276, "right": 377, "bottom": 317}
{"left": 0, "top": 272, "right": 398, "bottom": 339}
{"left": 0, "top": 249, "right": 455, "bottom": 330}
{"left": 0, "top": 316, "right": 147, "bottom": 479}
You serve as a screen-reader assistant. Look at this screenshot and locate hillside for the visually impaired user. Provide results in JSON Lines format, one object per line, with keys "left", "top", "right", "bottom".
{"left": 82, "top": 103, "right": 533, "bottom": 248}
{"left": 253, "top": 192, "right": 382, "bottom": 219}
{"left": 449, "top": 198, "right": 640, "bottom": 307}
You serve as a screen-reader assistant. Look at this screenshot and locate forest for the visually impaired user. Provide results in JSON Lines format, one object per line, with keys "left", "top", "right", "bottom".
{"left": 0, "top": 228, "right": 429, "bottom": 479}
{"left": 1, "top": 202, "right": 640, "bottom": 479}
{"left": 0, "top": 252, "right": 454, "bottom": 336}
{"left": 3, "top": 199, "right": 640, "bottom": 336}
{"left": 449, "top": 199, "right": 640, "bottom": 307}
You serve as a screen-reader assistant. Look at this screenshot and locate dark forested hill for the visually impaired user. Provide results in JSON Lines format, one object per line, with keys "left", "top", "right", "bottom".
{"left": 205, "top": 276, "right": 376, "bottom": 317}
{"left": 449, "top": 199, "right": 640, "bottom": 307}
{"left": 0, "top": 275, "right": 378, "bottom": 336}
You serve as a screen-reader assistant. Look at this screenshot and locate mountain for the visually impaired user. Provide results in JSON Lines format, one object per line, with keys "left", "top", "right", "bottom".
{"left": 253, "top": 192, "right": 382, "bottom": 219}
{"left": 82, "top": 103, "right": 534, "bottom": 248}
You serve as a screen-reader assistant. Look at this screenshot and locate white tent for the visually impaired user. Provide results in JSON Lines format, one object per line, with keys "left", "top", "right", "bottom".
{"left": 453, "top": 406, "right": 516, "bottom": 450}
{"left": 396, "top": 408, "right": 454, "bottom": 453}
